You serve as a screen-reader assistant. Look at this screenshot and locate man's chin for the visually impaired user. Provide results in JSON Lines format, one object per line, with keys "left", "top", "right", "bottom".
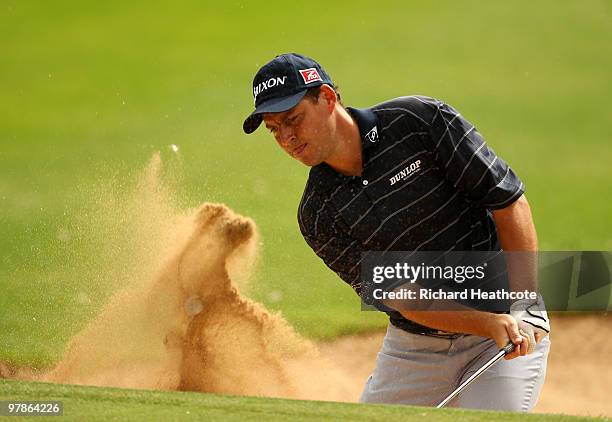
{"left": 298, "top": 156, "right": 323, "bottom": 167}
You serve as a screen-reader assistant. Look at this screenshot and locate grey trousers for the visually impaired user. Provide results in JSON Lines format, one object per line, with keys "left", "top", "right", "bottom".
{"left": 360, "top": 323, "right": 550, "bottom": 411}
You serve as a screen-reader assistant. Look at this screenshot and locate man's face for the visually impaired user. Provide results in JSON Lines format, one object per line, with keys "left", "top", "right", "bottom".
{"left": 262, "top": 91, "right": 335, "bottom": 167}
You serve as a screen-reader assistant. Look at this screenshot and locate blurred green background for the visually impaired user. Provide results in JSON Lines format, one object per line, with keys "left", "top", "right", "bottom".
{"left": 1, "top": 1, "right": 611, "bottom": 367}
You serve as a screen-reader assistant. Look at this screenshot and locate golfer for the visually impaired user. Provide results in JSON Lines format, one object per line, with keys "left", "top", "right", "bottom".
{"left": 243, "top": 53, "right": 550, "bottom": 411}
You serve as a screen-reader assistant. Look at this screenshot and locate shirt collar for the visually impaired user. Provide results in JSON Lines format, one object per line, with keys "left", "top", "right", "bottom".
{"left": 346, "top": 106, "right": 380, "bottom": 151}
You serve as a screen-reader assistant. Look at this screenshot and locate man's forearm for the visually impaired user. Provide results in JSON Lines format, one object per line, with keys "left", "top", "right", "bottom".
{"left": 492, "top": 194, "right": 537, "bottom": 252}
{"left": 397, "top": 308, "right": 527, "bottom": 358}
{"left": 381, "top": 293, "right": 513, "bottom": 342}
{"left": 492, "top": 194, "right": 538, "bottom": 293}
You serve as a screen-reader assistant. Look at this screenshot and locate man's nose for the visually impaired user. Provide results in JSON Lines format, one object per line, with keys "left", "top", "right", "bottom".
{"left": 278, "top": 125, "right": 296, "bottom": 145}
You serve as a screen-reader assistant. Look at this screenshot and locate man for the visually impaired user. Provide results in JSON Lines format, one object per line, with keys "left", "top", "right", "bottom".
{"left": 243, "top": 53, "right": 550, "bottom": 411}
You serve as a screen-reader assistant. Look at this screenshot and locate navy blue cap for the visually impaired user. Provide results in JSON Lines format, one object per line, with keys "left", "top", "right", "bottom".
{"left": 243, "top": 53, "right": 334, "bottom": 134}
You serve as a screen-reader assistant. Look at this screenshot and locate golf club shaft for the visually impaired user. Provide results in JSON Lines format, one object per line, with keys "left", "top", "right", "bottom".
{"left": 436, "top": 342, "right": 515, "bottom": 408}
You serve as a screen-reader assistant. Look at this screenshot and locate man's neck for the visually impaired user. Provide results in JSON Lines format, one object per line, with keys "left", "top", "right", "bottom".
{"left": 325, "top": 107, "right": 363, "bottom": 177}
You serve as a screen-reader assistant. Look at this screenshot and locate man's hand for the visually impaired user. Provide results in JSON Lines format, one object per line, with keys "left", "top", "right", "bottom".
{"left": 485, "top": 313, "right": 532, "bottom": 360}
{"left": 509, "top": 295, "right": 550, "bottom": 354}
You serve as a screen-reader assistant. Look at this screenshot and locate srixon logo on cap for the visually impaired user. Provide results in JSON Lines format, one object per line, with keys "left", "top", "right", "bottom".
{"left": 299, "top": 68, "right": 322, "bottom": 84}
{"left": 254, "top": 76, "right": 287, "bottom": 101}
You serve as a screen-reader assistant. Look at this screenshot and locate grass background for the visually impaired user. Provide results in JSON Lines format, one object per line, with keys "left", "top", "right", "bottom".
{"left": 1, "top": 1, "right": 611, "bottom": 368}
{"left": 0, "top": 379, "right": 603, "bottom": 421}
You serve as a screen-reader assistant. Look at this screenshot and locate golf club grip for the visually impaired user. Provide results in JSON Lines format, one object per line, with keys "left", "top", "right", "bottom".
{"left": 502, "top": 342, "right": 515, "bottom": 355}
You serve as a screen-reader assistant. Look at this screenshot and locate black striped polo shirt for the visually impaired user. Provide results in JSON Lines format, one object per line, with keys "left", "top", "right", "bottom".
{"left": 297, "top": 95, "right": 525, "bottom": 333}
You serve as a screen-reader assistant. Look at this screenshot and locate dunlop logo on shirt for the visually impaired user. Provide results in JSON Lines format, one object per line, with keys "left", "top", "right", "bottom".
{"left": 389, "top": 160, "right": 422, "bottom": 185}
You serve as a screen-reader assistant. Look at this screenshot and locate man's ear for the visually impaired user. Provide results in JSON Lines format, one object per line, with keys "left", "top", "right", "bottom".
{"left": 319, "top": 84, "right": 337, "bottom": 112}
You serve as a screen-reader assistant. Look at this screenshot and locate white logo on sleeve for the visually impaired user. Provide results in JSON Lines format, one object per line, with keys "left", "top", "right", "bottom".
{"left": 389, "top": 160, "right": 422, "bottom": 185}
{"left": 299, "top": 68, "right": 322, "bottom": 84}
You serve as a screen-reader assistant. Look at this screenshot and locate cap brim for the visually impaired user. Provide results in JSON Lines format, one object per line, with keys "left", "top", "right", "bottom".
{"left": 243, "top": 90, "right": 308, "bottom": 134}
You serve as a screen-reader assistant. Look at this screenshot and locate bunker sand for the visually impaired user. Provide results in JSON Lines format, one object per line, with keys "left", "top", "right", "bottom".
{"left": 39, "top": 155, "right": 356, "bottom": 401}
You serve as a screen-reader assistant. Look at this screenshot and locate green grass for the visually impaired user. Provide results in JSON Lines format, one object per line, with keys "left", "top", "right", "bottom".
{"left": 1, "top": 1, "right": 611, "bottom": 367}
{"left": 0, "top": 379, "right": 601, "bottom": 422}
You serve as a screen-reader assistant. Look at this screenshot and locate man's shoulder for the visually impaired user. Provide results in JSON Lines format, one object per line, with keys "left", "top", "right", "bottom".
{"left": 370, "top": 95, "right": 441, "bottom": 127}
{"left": 372, "top": 95, "right": 440, "bottom": 110}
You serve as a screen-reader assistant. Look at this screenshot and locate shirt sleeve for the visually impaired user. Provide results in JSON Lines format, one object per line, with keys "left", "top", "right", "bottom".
{"left": 424, "top": 100, "right": 525, "bottom": 209}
